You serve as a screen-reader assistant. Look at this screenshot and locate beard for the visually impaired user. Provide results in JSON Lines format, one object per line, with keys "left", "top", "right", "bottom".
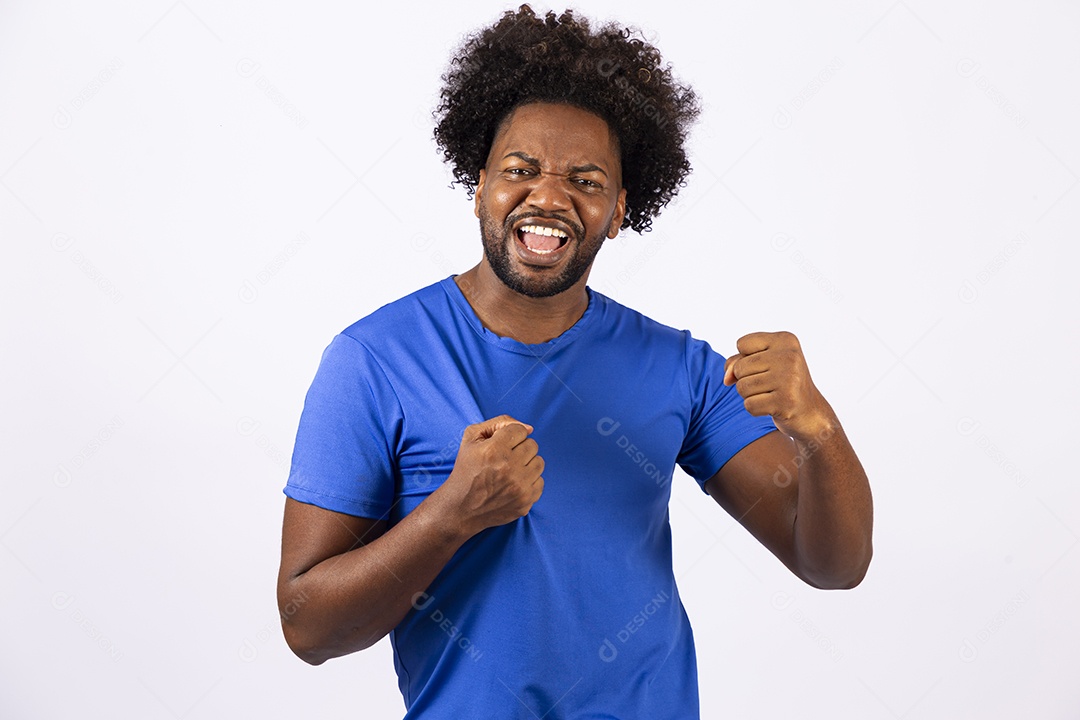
{"left": 478, "top": 204, "right": 606, "bottom": 299}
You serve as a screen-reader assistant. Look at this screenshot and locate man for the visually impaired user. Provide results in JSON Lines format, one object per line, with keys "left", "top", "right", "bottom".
{"left": 278, "top": 6, "right": 872, "bottom": 718}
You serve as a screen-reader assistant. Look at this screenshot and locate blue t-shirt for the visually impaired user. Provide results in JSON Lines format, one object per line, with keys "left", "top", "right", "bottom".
{"left": 284, "top": 276, "right": 776, "bottom": 719}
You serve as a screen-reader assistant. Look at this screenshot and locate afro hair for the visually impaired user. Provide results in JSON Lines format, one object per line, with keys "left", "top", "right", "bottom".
{"left": 433, "top": 5, "right": 701, "bottom": 233}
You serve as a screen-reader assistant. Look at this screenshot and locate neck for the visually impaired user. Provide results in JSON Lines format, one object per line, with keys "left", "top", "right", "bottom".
{"left": 454, "top": 261, "right": 592, "bottom": 344}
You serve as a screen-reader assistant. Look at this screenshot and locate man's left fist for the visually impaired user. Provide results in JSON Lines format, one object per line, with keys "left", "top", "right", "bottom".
{"left": 723, "top": 331, "right": 835, "bottom": 441}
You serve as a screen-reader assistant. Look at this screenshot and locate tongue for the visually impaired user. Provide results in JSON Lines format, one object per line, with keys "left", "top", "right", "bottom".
{"left": 522, "top": 231, "right": 561, "bottom": 252}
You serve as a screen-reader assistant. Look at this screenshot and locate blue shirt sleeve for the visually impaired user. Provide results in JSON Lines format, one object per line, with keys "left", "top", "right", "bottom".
{"left": 677, "top": 333, "right": 777, "bottom": 491}
{"left": 283, "top": 333, "right": 402, "bottom": 518}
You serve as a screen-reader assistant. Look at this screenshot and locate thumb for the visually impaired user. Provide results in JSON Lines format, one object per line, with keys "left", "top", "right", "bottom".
{"left": 466, "top": 414, "right": 533, "bottom": 441}
{"left": 723, "top": 354, "right": 742, "bottom": 386}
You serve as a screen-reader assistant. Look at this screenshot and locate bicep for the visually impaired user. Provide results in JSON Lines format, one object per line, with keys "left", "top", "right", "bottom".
{"left": 703, "top": 430, "right": 802, "bottom": 576}
{"left": 277, "top": 497, "right": 388, "bottom": 588}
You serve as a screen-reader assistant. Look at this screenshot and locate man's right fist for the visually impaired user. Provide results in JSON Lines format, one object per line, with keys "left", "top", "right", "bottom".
{"left": 433, "top": 415, "right": 545, "bottom": 537}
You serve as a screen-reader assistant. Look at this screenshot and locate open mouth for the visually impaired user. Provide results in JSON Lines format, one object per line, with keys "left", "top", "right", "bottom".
{"left": 516, "top": 224, "right": 570, "bottom": 256}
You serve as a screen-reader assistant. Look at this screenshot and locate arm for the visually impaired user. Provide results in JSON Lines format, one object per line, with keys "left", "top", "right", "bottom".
{"left": 703, "top": 332, "right": 873, "bottom": 589}
{"left": 277, "top": 416, "right": 544, "bottom": 665}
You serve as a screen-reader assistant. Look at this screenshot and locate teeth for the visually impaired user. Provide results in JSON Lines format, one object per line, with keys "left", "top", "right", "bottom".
{"left": 520, "top": 224, "right": 568, "bottom": 239}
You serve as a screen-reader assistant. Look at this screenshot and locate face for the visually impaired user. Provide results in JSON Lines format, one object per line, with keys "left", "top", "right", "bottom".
{"left": 474, "top": 102, "right": 627, "bottom": 298}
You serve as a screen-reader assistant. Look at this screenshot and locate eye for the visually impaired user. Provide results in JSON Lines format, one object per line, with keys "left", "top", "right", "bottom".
{"left": 573, "top": 177, "right": 602, "bottom": 189}
{"left": 505, "top": 167, "right": 534, "bottom": 176}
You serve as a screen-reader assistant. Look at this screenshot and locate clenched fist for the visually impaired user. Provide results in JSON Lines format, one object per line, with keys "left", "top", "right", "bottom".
{"left": 432, "top": 415, "right": 545, "bottom": 538}
{"left": 723, "top": 331, "right": 836, "bottom": 442}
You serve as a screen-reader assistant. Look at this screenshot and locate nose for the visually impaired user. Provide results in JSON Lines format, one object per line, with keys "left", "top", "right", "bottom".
{"left": 523, "top": 171, "right": 573, "bottom": 213}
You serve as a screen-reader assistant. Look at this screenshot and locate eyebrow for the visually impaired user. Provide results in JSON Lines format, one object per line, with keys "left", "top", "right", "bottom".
{"left": 502, "top": 151, "right": 609, "bottom": 178}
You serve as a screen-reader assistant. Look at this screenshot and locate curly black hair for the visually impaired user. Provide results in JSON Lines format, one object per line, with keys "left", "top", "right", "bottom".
{"left": 433, "top": 5, "right": 700, "bottom": 234}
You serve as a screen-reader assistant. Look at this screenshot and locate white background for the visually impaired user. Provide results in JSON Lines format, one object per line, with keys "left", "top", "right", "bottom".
{"left": 2, "top": 1, "right": 1078, "bottom": 717}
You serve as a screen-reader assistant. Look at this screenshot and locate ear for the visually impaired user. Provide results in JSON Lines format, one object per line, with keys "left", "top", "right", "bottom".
{"left": 473, "top": 168, "right": 487, "bottom": 219}
{"left": 607, "top": 187, "right": 627, "bottom": 238}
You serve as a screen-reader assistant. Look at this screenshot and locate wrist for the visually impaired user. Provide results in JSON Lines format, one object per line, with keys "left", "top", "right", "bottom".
{"left": 422, "top": 481, "right": 479, "bottom": 545}
{"left": 782, "top": 400, "right": 841, "bottom": 447}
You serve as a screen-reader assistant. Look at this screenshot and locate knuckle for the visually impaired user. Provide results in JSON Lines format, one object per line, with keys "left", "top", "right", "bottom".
{"left": 496, "top": 455, "right": 514, "bottom": 475}
{"left": 736, "top": 376, "right": 757, "bottom": 395}
{"left": 744, "top": 397, "right": 766, "bottom": 416}
{"left": 483, "top": 447, "right": 509, "bottom": 471}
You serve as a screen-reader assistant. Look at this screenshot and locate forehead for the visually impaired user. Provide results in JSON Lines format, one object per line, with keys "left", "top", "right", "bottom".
{"left": 489, "top": 102, "right": 620, "bottom": 170}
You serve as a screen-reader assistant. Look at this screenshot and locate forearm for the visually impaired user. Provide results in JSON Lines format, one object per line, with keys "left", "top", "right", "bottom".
{"left": 281, "top": 493, "right": 471, "bottom": 664}
{"left": 790, "top": 416, "right": 874, "bottom": 589}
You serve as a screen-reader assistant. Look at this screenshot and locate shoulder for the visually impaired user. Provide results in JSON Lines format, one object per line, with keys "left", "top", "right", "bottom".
{"left": 338, "top": 277, "right": 455, "bottom": 348}
{"left": 589, "top": 288, "right": 696, "bottom": 351}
